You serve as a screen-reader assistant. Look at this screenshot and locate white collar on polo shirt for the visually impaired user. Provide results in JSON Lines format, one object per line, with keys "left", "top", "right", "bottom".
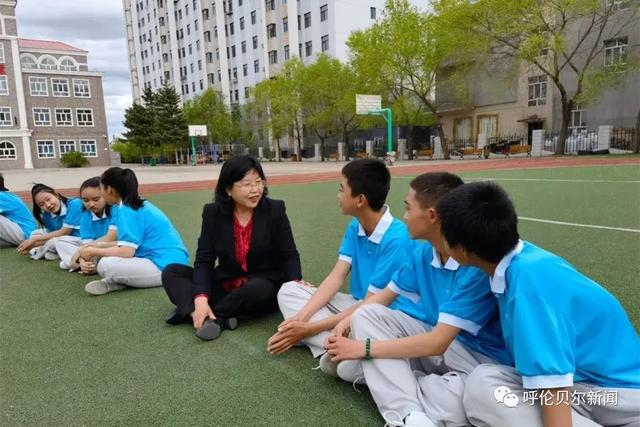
{"left": 490, "top": 240, "right": 524, "bottom": 294}
{"left": 357, "top": 205, "right": 393, "bottom": 244}
{"left": 50, "top": 201, "right": 68, "bottom": 218}
{"left": 91, "top": 211, "right": 107, "bottom": 221}
{"left": 431, "top": 247, "right": 459, "bottom": 271}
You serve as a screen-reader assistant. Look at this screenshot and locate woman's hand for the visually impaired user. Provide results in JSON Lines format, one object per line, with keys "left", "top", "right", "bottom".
{"left": 192, "top": 296, "right": 215, "bottom": 329}
{"left": 267, "top": 319, "right": 311, "bottom": 355}
{"left": 325, "top": 335, "right": 366, "bottom": 362}
{"left": 79, "top": 246, "right": 95, "bottom": 260}
{"left": 79, "top": 258, "right": 96, "bottom": 274}
{"left": 16, "top": 238, "right": 36, "bottom": 254}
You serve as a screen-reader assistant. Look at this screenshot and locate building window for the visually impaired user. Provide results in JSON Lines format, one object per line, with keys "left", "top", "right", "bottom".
{"left": 284, "top": 44, "right": 290, "bottom": 60}
{"left": 253, "top": 35, "right": 258, "bottom": 49}
{"left": 527, "top": 75, "right": 547, "bottom": 106}
{"left": 267, "top": 23, "right": 277, "bottom": 38}
{"left": 268, "top": 50, "right": 278, "bottom": 64}
{"left": 29, "top": 77, "right": 48, "bottom": 96}
{"left": 283, "top": 17, "right": 288, "bottom": 32}
{"left": 240, "top": 16, "right": 245, "bottom": 30}
{"left": 37, "top": 140, "right": 55, "bottom": 159}
{"left": 55, "top": 108, "right": 73, "bottom": 126}
{"left": 305, "top": 40, "right": 312, "bottom": 57}
{"left": 0, "top": 107, "right": 11, "bottom": 126}
{"left": 370, "top": 7, "right": 376, "bottom": 19}
{"left": 604, "top": 37, "right": 628, "bottom": 66}
{"left": 243, "top": 64, "right": 248, "bottom": 76}
{"left": 304, "top": 12, "right": 311, "bottom": 28}
{"left": 251, "top": 10, "right": 256, "bottom": 24}
{"left": 244, "top": 87, "right": 250, "bottom": 98}
{"left": 20, "top": 55, "right": 37, "bottom": 69}
{"left": 299, "top": 43, "right": 303, "bottom": 57}
{"left": 33, "top": 108, "right": 51, "bottom": 126}
{"left": 241, "top": 41, "right": 246, "bottom": 53}
{"left": 607, "top": 0, "right": 631, "bottom": 10}
{"left": 229, "top": 22, "right": 234, "bottom": 35}
{"left": 231, "top": 45, "right": 236, "bottom": 57}
{"left": 266, "top": 0, "right": 275, "bottom": 10}
{"left": 73, "top": 79, "right": 91, "bottom": 97}
{"left": 254, "top": 59, "right": 260, "bottom": 73}
{"left": 59, "top": 59, "right": 77, "bottom": 71}
{"left": 39, "top": 57, "right": 57, "bottom": 70}
{"left": 321, "top": 35, "right": 329, "bottom": 52}
{"left": 58, "top": 140, "right": 76, "bottom": 154}
{"left": 0, "top": 141, "right": 16, "bottom": 160}
{"left": 52, "top": 78, "right": 70, "bottom": 97}
{"left": 76, "top": 109, "right": 94, "bottom": 126}
{"left": 0, "top": 76, "right": 8, "bottom": 95}
{"left": 80, "top": 140, "right": 98, "bottom": 157}
{"left": 0, "top": 45, "right": 4, "bottom": 63}
{"left": 570, "top": 109, "right": 586, "bottom": 131}
{"left": 320, "top": 4, "right": 328, "bottom": 21}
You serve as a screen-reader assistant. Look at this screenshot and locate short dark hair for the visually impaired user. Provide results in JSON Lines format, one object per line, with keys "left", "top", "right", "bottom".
{"left": 79, "top": 176, "right": 111, "bottom": 216}
{"left": 215, "top": 155, "right": 268, "bottom": 206}
{"left": 437, "top": 181, "right": 519, "bottom": 263}
{"left": 101, "top": 167, "right": 144, "bottom": 209}
{"left": 31, "top": 183, "right": 68, "bottom": 226}
{"left": 409, "top": 172, "right": 464, "bottom": 209}
{"left": 341, "top": 158, "right": 390, "bottom": 211}
{"left": 0, "top": 173, "right": 7, "bottom": 191}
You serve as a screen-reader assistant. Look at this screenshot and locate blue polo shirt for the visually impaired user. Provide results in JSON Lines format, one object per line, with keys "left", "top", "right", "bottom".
{"left": 41, "top": 198, "right": 82, "bottom": 237}
{"left": 492, "top": 240, "right": 640, "bottom": 389}
{"left": 388, "top": 242, "right": 512, "bottom": 365}
{"left": 337, "top": 207, "right": 423, "bottom": 321}
{"left": 116, "top": 200, "right": 189, "bottom": 270}
{"left": 79, "top": 207, "right": 117, "bottom": 243}
{"left": 0, "top": 191, "right": 36, "bottom": 239}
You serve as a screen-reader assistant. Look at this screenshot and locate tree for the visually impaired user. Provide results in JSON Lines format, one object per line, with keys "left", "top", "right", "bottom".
{"left": 390, "top": 92, "right": 433, "bottom": 159}
{"left": 348, "top": 0, "right": 456, "bottom": 159}
{"left": 438, "top": 0, "right": 639, "bottom": 154}
{"left": 155, "top": 84, "right": 187, "bottom": 148}
{"left": 183, "top": 88, "right": 236, "bottom": 145}
{"left": 123, "top": 87, "right": 155, "bottom": 162}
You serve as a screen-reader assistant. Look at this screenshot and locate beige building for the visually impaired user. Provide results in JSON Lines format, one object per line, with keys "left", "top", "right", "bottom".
{"left": 437, "top": 4, "right": 640, "bottom": 147}
{"left": 0, "top": 0, "right": 110, "bottom": 169}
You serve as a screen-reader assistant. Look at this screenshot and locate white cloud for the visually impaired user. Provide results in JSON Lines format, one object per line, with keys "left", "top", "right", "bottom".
{"left": 17, "top": 0, "right": 130, "bottom": 137}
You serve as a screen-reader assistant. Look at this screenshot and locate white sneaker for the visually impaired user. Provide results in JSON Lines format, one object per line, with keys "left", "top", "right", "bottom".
{"left": 29, "top": 247, "right": 45, "bottom": 260}
{"left": 318, "top": 352, "right": 338, "bottom": 377}
{"left": 59, "top": 261, "right": 68, "bottom": 270}
{"left": 404, "top": 411, "right": 438, "bottom": 427}
{"left": 44, "top": 251, "right": 60, "bottom": 261}
{"left": 85, "top": 279, "right": 126, "bottom": 296}
{"left": 336, "top": 360, "right": 366, "bottom": 385}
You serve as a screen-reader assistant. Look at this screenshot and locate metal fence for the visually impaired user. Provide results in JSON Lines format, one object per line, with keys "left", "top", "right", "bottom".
{"left": 543, "top": 130, "right": 598, "bottom": 154}
{"left": 610, "top": 127, "right": 636, "bottom": 151}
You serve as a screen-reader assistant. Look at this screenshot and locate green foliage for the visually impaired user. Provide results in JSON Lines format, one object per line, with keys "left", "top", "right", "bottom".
{"left": 111, "top": 141, "right": 143, "bottom": 163}
{"left": 60, "top": 151, "right": 89, "bottom": 168}
{"left": 183, "top": 88, "right": 243, "bottom": 145}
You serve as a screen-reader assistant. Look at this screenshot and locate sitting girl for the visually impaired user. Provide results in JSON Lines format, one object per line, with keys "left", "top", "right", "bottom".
{"left": 0, "top": 173, "right": 36, "bottom": 247}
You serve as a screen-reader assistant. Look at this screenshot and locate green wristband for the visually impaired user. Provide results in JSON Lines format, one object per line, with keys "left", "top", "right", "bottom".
{"left": 364, "top": 337, "right": 371, "bottom": 360}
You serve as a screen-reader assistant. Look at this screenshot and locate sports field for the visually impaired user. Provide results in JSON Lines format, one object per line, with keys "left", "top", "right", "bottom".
{"left": 1, "top": 163, "right": 638, "bottom": 426}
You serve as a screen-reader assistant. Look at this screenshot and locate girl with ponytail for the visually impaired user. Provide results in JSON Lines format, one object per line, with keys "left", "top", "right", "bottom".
{"left": 0, "top": 173, "right": 36, "bottom": 247}
{"left": 17, "top": 183, "right": 83, "bottom": 260}
{"left": 78, "top": 167, "right": 189, "bottom": 295}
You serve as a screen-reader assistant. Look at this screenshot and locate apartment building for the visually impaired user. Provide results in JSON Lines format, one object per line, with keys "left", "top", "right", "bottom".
{"left": 0, "top": 0, "right": 110, "bottom": 170}
{"left": 123, "top": 0, "right": 395, "bottom": 106}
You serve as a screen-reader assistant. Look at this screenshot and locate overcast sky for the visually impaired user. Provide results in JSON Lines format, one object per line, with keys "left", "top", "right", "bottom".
{"left": 17, "top": 0, "right": 130, "bottom": 138}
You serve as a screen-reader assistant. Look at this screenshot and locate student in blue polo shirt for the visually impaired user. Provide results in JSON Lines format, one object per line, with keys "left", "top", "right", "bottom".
{"left": 16, "top": 183, "right": 83, "bottom": 261}
{"left": 55, "top": 177, "right": 118, "bottom": 271}
{"left": 78, "top": 167, "right": 189, "bottom": 296}
{"left": 437, "top": 181, "right": 640, "bottom": 427}
{"left": 0, "top": 173, "right": 36, "bottom": 247}
{"left": 267, "top": 159, "right": 417, "bottom": 370}
{"left": 325, "top": 173, "right": 512, "bottom": 427}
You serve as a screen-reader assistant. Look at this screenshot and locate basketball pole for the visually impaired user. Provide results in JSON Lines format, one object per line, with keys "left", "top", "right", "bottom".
{"left": 368, "top": 108, "right": 393, "bottom": 153}
{"left": 191, "top": 135, "right": 196, "bottom": 166}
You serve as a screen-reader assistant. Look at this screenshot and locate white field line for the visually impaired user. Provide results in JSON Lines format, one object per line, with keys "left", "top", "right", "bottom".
{"left": 519, "top": 217, "right": 640, "bottom": 233}
{"left": 465, "top": 177, "right": 640, "bottom": 184}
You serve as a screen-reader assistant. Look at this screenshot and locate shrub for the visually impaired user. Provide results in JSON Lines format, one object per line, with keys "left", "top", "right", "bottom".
{"left": 60, "top": 151, "right": 89, "bottom": 168}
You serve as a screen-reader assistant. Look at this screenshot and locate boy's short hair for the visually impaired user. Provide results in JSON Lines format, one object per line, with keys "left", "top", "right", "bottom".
{"left": 342, "top": 158, "right": 390, "bottom": 211}
{"left": 437, "top": 181, "right": 519, "bottom": 263}
{"left": 409, "top": 172, "right": 464, "bottom": 209}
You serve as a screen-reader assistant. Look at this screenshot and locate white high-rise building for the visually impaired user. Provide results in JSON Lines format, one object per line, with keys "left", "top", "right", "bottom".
{"left": 123, "top": 0, "right": 401, "bottom": 106}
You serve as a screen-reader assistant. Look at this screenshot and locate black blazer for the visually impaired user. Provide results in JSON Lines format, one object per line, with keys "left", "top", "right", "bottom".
{"left": 192, "top": 197, "right": 302, "bottom": 296}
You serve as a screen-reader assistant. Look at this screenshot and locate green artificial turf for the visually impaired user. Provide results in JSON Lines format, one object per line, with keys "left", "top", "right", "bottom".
{"left": 0, "top": 164, "right": 638, "bottom": 426}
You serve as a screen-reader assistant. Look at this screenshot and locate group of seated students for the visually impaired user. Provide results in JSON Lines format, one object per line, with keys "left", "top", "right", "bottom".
{"left": 0, "top": 156, "right": 638, "bottom": 427}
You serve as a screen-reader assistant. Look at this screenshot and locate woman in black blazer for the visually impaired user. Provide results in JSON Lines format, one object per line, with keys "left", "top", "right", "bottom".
{"left": 162, "top": 155, "right": 302, "bottom": 340}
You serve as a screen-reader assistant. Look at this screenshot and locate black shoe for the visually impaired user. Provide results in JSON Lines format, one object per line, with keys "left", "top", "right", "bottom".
{"left": 165, "top": 308, "right": 187, "bottom": 325}
{"left": 221, "top": 317, "right": 239, "bottom": 330}
{"left": 195, "top": 319, "right": 222, "bottom": 341}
